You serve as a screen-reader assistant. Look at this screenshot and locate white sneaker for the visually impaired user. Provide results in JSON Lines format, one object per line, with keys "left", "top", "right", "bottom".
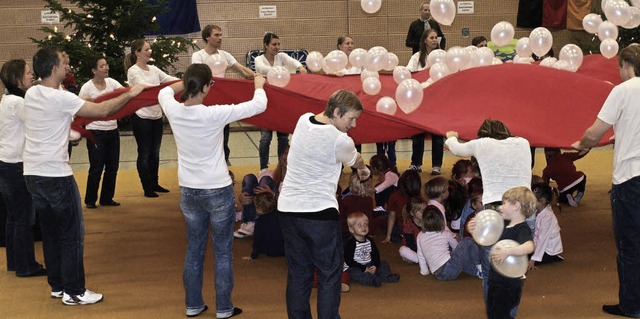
{"left": 233, "top": 222, "right": 255, "bottom": 238}
{"left": 431, "top": 166, "right": 441, "bottom": 175}
{"left": 407, "top": 165, "right": 422, "bottom": 173}
{"left": 51, "top": 290, "right": 63, "bottom": 299}
{"left": 235, "top": 210, "right": 242, "bottom": 222}
{"left": 567, "top": 194, "right": 578, "bottom": 207}
{"left": 62, "top": 289, "right": 103, "bottom": 306}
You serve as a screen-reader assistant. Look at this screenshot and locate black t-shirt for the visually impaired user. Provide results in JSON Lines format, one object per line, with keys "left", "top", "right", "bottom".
{"left": 489, "top": 222, "right": 533, "bottom": 287}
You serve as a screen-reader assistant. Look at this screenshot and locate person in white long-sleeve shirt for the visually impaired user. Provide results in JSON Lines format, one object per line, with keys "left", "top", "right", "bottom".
{"left": 254, "top": 32, "right": 307, "bottom": 171}
{"left": 191, "top": 24, "right": 256, "bottom": 167}
{"left": 126, "top": 39, "right": 179, "bottom": 198}
{"left": 158, "top": 63, "right": 267, "bottom": 318}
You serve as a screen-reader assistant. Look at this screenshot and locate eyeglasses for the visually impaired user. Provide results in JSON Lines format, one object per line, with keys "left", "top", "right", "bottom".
{"left": 209, "top": 79, "right": 215, "bottom": 86}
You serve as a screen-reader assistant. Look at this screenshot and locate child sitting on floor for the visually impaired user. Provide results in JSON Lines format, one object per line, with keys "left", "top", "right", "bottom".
{"left": 370, "top": 154, "right": 399, "bottom": 208}
{"left": 339, "top": 173, "right": 374, "bottom": 238}
{"left": 542, "top": 147, "right": 589, "bottom": 207}
{"left": 245, "top": 192, "right": 284, "bottom": 259}
{"left": 398, "top": 196, "right": 427, "bottom": 263}
{"left": 425, "top": 176, "right": 452, "bottom": 232}
{"left": 528, "top": 182, "right": 564, "bottom": 269}
{"left": 344, "top": 212, "right": 400, "bottom": 287}
{"left": 417, "top": 205, "right": 482, "bottom": 280}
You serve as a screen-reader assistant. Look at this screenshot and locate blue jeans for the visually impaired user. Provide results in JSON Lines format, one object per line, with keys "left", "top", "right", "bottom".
{"left": 241, "top": 174, "right": 277, "bottom": 223}
{"left": 279, "top": 213, "right": 342, "bottom": 319}
{"left": 85, "top": 129, "right": 120, "bottom": 205}
{"left": 434, "top": 237, "right": 480, "bottom": 280}
{"left": 410, "top": 133, "right": 444, "bottom": 167}
{"left": 24, "top": 175, "right": 86, "bottom": 295}
{"left": 611, "top": 176, "right": 640, "bottom": 316}
{"left": 130, "top": 114, "right": 163, "bottom": 192}
{"left": 259, "top": 129, "right": 289, "bottom": 169}
{"left": 180, "top": 185, "right": 236, "bottom": 318}
{"left": 0, "top": 161, "right": 42, "bottom": 276}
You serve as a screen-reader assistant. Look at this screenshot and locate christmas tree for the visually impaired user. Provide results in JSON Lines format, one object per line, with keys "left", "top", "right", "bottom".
{"left": 30, "top": 0, "right": 195, "bottom": 85}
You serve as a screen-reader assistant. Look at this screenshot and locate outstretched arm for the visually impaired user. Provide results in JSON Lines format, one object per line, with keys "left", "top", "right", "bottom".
{"left": 572, "top": 118, "right": 612, "bottom": 150}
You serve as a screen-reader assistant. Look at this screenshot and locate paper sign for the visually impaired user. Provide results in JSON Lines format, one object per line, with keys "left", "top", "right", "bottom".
{"left": 259, "top": 6, "right": 277, "bottom": 19}
{"left": 457, "top": 1, "right": 474, "bottom": 14}
{"left": 41, "top": 10, "right": 60, "bottom": 24}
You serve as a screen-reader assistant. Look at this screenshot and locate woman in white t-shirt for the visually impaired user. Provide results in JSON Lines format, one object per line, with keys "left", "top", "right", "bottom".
{"left": 0, "top": 59, "right": 46, "bottom": 277}
{"left": 254, "top": 32, "right": 307, "bottom": 171}
{"left": 126, "top": 39, "right": 178, "bottom": 198}
{"left": 79, "top": 55, "right": 124, "bottom": 208}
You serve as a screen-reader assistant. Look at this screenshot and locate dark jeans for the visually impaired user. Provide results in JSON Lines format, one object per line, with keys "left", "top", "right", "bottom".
{"left": 375, "top": 142, "right": 397, "bottom": 167}
{"left": 241, "top": 174, "right": 277, "bottom": 223}
{"left": 433, "top": 237, "right": 480, "bottom": 281}
{"left": 85, "top": 129, "right": 120, "bottom": 205}
{"left": 611, "top": 176, "right": 640, "bottom": 316}
{"left": 0, "top": 161, "right": 42, "bottom": 276}
{"left": 223, "top": 124, "right": 230, "bottom": 162}
{"left": 279, "top": 213, "right": 342, "bottom": 319}
{"left": 130, "top": 114, "right": 163, "bottom": 192}
{"left": 259, "top": 129, "right": 289, "bottom": 169}
{"left": 410, "top": 133, "right": 444, "bottom": 167}
{"left": 24, "top": 175, "right": 86, "bottom": 295}
{"left": 347, "top": 260, "right": 395, "bottom": 286}
{"left": 487, "top": 283, "right": 522, "bottom": 319}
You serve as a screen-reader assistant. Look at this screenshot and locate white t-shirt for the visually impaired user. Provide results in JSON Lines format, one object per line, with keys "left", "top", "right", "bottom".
{"left": 158, "top": 86, "right": 267, "bottom": 189}
{"left": 339, "top": 66, "right": 363, "bottom": 75}
{"left": 191, "top": 49, "right": 238, "bottom": 78}
{"left": 445, "top": 136, "right": 532, "bottom": 203}
{"left": 0, "top": 94, "right": 26, "bottom": 163}
{"left": 23, "top": 85, "right": 85, "bottom": 177}
{"left": 597, "top": 77, "right": 640, "bottom": 184}
{"left": 407, "top": 52, "right": 428, "bottom": 72}
{"left": 79, "top": 78, "right": 123, "bottom": 130}
{"left": 254, "top": 52, "right": 303, "bottom": 76}
{"left": 127, "top": 64, "right": 178, "bottom": 119}
{"left": 278, "top": 113, "right": 358, "bottom": 213}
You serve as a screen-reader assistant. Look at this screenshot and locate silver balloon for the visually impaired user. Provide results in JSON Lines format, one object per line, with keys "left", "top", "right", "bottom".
{"left": 471, "top": 209, "right": 504, "bottom": 246}
{"left": 490, "top": 239, "right": 529, "bottom": 278}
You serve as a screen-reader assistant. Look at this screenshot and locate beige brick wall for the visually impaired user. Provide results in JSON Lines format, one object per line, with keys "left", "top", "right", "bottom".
{"left": 0, "top": 0, "right": 586, "bottom": 78}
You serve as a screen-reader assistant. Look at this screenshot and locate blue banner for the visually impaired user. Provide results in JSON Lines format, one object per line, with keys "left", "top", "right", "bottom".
{"left": 147, "top": 0, "right": 200, "bottom": 35}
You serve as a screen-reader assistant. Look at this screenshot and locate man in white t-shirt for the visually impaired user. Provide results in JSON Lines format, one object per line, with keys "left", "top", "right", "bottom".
{"left": 277, "top": 90, "right": 370, "bottom": 319}
{"left": 573, "top": 45, "right": 640, "bottom": 318}
{"left": 192, "top": 24, "right": 256, "bottom": 167}
{"left": 23, "top": 47, "right": 143, "bottom": 306}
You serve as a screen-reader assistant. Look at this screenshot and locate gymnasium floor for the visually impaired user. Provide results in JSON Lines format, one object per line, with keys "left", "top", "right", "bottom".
{"left": 0, "top": 127, "right": 620, "bottom": 319}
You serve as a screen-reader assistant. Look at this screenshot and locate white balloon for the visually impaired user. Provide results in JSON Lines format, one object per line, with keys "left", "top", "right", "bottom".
{"left": 598, "top": 21, "right": 619, "bottom": 41}
{"left": 471, "top": 210, "right": 504, "bottom": 246}
{"left": 266, "top": 66, "right": 291, "bottom": 87}
{"left": 383, "top": 53, "right": 399, "bottom": 71}
{"left": 529, "top": 27, "right": 553, "bottom": 57}
{"left": 360, "top": 69, "right": 379, "bottom": 82}
{"left": 306, "top": 51, "right": 324, "bottom": 72}
{"left": 582, "top": 13, "right": 603, "bottom": 34}
{"left": 204, "top": 54, "right": 228, "bottom": 75}
{"left": 491, "top": 21, "right": 516, "bottom": 47}
{"left": 476, "top": 47, "right": 495, "bottom": 66}
{"left": 362, "top": 76, "right": 382, "bottom": 95}
{"left": 559, "top": 44, "right": 584, "bottom": 72}
{"left": 491, "top": 57, "right": 504, "bottom": 65}
{"left": 349, "top": 48, "right": 368, "bottom": 68}
{"left": 429, "top": 62, "right": 450, "bottom": 82}
{"left": 365, "top": 47, "right": 389, "bottom": 72}
{"left": 490, "top": 239, "right": 529, "bottom": 278}
{"left": 376, "top": 96, "right": 397, "bottom": 115}
{"left": 395, "top": 79, "right": 424, "bottom": 114}
{"left": 69, "top": 129, "right": 81, "bottom": 142}
{"left": 604, "top": 0, "right": 632, "bottom": 26}
{"left": 513, "top": 55, "right": 532, "bottom": 64}
{"left": 427, "top": 49, "right": 447, "bottom": 66}
{"left": 553, "top": 60, "right": 571, "bottom": 71}
{"left": 464, "top": 46, "right": 480, "bottom": 69}
{"left": 600, "top": 38, "right": 620, "bottom": 59}
{"left": 515, "top": 37, "right": 532, "bottom": 57}
{"left": 325, "top": 50, "right": 348, "bottom": 72}
{"left": 430, "top": 0, "right": 456, "bottom": 26}
{"left": 444, "top": 46, "right": 470, "bottom": 72}
{"left": 421, "top": 78, "right": 435, "bottom": 88}
{"left": 360, "top": 0, "right": 382, "bottom": 14}
{"left": 393, "top": 66, "right": 412, "bottom": 84}
{"left": 539, "top": 57, "right": 558, "bottom": 67}
{"left": 623, "top": 6, "right": 640, "bottom": 29}
{"left": 321, "top": 59, "right": 336, "bottom": 75}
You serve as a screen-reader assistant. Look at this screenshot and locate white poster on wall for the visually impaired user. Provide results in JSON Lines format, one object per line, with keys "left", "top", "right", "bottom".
{"left": 259, "top": 6, "right": 277, "bottom": 19}
{"left": 457, "top": 1, "right": 474, "bottom": 14}
{"left": 41, "top": 10, "right": 60, "bottom": 24}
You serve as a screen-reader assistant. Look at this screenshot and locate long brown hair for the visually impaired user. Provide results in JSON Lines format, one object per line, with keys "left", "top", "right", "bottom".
{"left": 419, "top": 29, "right": 439, "bottom": 68}
{"left": 124, "top": 39, "right": 147, "bottom": 70}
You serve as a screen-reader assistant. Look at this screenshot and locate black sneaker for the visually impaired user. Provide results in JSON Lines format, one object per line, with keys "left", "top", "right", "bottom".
{"left": 154, "top": 185, "right": 170, "bottom": 193}
{"left": 144, "top": 191, "right": 159, "bottom": 198}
